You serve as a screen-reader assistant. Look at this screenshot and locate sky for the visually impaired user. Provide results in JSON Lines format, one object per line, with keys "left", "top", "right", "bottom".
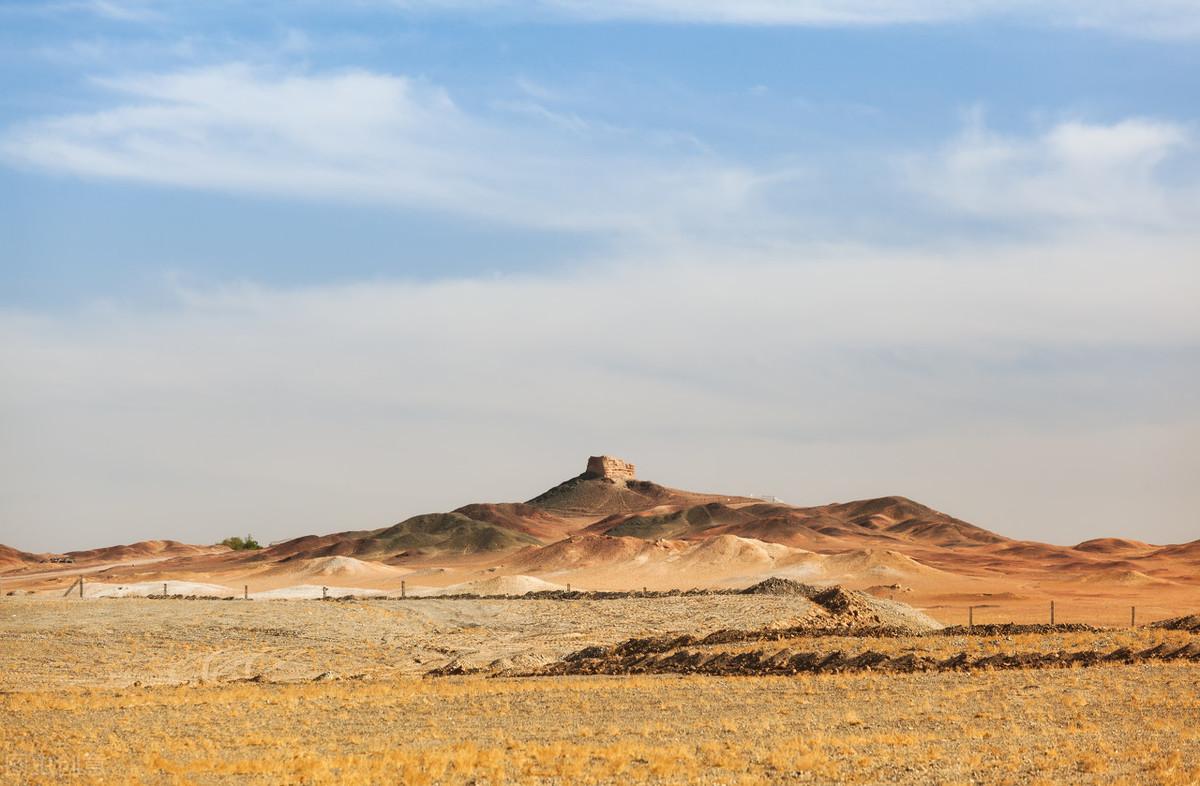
{"left": 1, "top": 1, "right": 1197, "bottom": 551}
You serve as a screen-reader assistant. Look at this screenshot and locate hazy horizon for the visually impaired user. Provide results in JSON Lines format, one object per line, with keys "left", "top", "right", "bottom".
{"left": 2, "top": 2, "right": 1198, "bottom": 552}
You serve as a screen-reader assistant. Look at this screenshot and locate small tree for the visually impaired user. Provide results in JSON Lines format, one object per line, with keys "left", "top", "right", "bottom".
{"left": 220, "top": 534, "right": 262, "bottom": 551}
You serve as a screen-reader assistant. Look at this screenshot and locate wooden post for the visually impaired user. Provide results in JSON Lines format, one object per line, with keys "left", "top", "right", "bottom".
{"left": 968, "top": 606, "right": 974, "bottom": 629}
{"left": 1050, "top": 600, "right": 1055, "bottom": 625}
{"left": 163, "top": 583, "right": 168, "bottom": 597}
{"left": 401, "top": 580, "right": 406, "bottom": 599}
{"left": 643, "top": 586, "right": 647, "bottom": 595}
{"left": 80, "top": 577, "right": 84, "bottom": 598}
{"left": 244, "top": 585, "right": 248, "bottom": 600}
{"left": 567, "top": 583, "right": 571, "bottom": 593}
{"left": 1131, "top": 606, "right": 1136, "bottom": 628}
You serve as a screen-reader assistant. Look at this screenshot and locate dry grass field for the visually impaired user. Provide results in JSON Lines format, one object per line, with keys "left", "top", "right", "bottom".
{"left": 1, "top": 596, "right": 1197, "bottom": 785}
{"left": 3, "top": 668, "right": 1198, "bottom": 785}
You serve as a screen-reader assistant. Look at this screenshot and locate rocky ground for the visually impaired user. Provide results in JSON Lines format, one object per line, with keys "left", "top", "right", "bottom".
{"left": 0, "top": 594, "right": 837, "bottom": 689}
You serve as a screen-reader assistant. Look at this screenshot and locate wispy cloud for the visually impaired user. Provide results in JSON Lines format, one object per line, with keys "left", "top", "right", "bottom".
{"left": 3, "top": 63, "right": 1196, "bottom": 244}
{"left": 0, "top": 64, "right": 761, "bottom": 235}
{"left": 386, "top": 0, "right": 1200, "bottom": 38}
{"left": 7, "top": 0, "right": 164, "bottom": 23}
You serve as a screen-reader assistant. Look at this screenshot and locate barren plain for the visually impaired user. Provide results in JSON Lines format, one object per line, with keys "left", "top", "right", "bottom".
{"left": 2, "top": 595, "right": 1199, "bottom": 785}
{"left": 3, "top": 458, "right": 1198, "bottom": 784}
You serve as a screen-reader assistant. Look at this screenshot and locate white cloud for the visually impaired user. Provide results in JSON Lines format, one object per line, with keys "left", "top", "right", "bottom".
{"left": 4, "top": 64, "right": 1197, "bottom": 245}
{"left": 1, "top": 236, "right": 1197, "bottom": 551}
{"left": 0, "top": 64, "right": 761, "bottom": 235}
{"left": 906, "top": 114, "right": 1197, "bottom": 228}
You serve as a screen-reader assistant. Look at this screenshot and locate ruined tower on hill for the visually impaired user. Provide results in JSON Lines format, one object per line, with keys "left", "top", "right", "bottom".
{"left": 585, "top": 455, "right": 636, "bottom": 482}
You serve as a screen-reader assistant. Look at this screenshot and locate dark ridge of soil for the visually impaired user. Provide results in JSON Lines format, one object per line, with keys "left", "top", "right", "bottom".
{"left": 373, "top": 587, "right": 739, "bottom": 602}
{"left": 938, "top": 623, "right": 1101, "bottom": 635}
{"left": 516, "top": 641, "right": 1200, "bottom": 678}
{"left": 1152, "top": 614, "right": 1200, "bottom": 632}
{"left": 742, "top": 577, "right": 824, "bottom": 597}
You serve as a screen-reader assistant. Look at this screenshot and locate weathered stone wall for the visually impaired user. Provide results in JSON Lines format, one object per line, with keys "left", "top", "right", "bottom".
{"left": 585, "top": 455, "right": 636, "bottom": 481}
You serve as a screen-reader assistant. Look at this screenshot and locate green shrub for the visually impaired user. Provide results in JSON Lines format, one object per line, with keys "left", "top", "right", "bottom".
{"left": 220, "top": 534, "right": 262, "bottom": 551}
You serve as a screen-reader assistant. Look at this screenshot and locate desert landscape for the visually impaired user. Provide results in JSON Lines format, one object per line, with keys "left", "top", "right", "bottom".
{"left": 2, "top": 457, "right": 1198, "bottom": 783}
{"left": 3, "top": 456, "right": 1198, "bottom": 623}
{"left": 7, "top": 1, "right": 1199, "bottom": 782}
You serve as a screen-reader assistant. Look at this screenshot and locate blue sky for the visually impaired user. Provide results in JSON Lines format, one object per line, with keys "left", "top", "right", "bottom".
{"left": 1, "top": 1, "right": 1198, "bottom": 550}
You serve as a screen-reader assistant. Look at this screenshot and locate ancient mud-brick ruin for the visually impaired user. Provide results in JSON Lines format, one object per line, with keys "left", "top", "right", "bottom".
{"left": 585, "top": 455, "right": 636, "bottom": 482}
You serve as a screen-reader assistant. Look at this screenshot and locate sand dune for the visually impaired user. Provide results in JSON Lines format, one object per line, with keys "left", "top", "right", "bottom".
{"left": 821, "top": 549, "right": 949, "bottom": 579}
{"left": 1076, "top": 568, "right": 1176, "bottom": 586}
{"left": 0, "top": 545, "right": 39, "bottom": 570}
{"left": 259, "top": 555, "right": 411, "bottom": 581}
{"left": 427, "top": 575, "right": 567, "bottom": 596}
{"left": 66, "top": 540, "right": 224, "bottom": 563}
{"left": 5, "top": 456, "right": 1199, "bottom": 610}
{"left": 1073, "top": 538, "right": 1155, "bottom": 554}
{"left": 502, "top": 532, "right": 950, "bottom": 590}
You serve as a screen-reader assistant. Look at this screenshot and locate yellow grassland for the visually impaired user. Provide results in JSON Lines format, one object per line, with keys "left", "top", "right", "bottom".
{"left": 2, "top": 666, "right": 1198, "bottom": 785}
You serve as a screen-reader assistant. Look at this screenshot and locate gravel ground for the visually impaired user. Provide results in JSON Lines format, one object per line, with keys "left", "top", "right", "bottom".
{"left": 0, "top": 595, "right": 827, "bottom": 690}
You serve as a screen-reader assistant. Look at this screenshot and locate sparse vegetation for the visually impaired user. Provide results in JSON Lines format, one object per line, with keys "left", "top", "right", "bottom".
{"left": 1, "top": 667, "right": 1197, "bottom": 784}
{"left": 219, "top": 534, "right": 262, "bottom": 551}
{"left": 0, "top": 596, "right": 1195, "bottom": 784}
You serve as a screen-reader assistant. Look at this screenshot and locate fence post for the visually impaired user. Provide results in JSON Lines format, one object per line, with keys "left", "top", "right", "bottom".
{"left": 80, "top": 577, "right": 84, "bottom": 598}
{"left": 244, "top": 585, "right": 248, "bottom": 600}
{"left": 968, "top": 606, "right": 974, "bottom": 630}
{"left": 1131, "top": 606, "right": 1136, "bottom": 628}
{"left": 401, "top": 580, "right": 406, "bottom": 599}
{"left": 1050, "top": 600, "right": 1055, "bottom": 625}
{"left": 567, "top": 583, "right": 571, "bottom": 593}
{"left": 163, "top": 583, "right": 167, "bottom": 597}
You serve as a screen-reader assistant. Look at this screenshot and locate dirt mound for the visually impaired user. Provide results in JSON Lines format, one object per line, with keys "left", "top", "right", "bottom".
{"left": 670, "top": 535, "right": 800, "bottom": 571}
{"left": 532, "top": 641, "right": 1200, "bottom": 678}
{"left": 430, "top": 575, "right": 567, "bottom": 596}
{"left": 939, "top": 623, "right": 1101, "bottom": 635}
{"left": 1151, "top": 614, "right": 1200, "bottom": 632}
{"left": 263, "top": 555, "right": 409, "bottom": 581}
{"left": 742, "top": 577, "right": 824, "bottom": 596}
{"left": 821, "top": 548, "right": 947, "bottom": 579}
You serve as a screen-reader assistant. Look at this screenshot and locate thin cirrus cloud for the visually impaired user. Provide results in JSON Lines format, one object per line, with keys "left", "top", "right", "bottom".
{"left": 387, "top": 0, "right": 1200, "bottom": 37}
{"left": 22, "top": 0, "right": 1200, "bottom": 37}
{"left": 0, "top": 64, "right": 762, "bottom": 236}
{"left": 2, "top": 63, "right": 1196, "bottom": 240}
